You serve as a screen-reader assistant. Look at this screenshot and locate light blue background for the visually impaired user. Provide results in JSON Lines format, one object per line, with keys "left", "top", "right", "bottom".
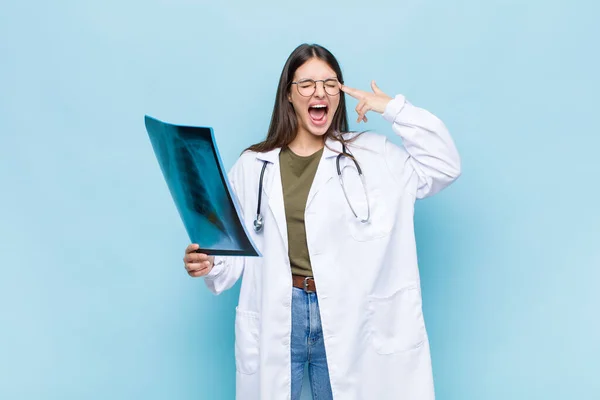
{"left": 1, "top": 0, "right": 598, "bottom": 399}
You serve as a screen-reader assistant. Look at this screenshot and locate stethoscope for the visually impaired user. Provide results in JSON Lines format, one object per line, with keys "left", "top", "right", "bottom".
{"left": 253, "top": 144, "right": 370, "bottom": 232}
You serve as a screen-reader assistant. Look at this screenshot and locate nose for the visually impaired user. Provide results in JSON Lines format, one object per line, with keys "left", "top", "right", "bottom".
{"left": 314, "top": 81, "right": 326, "bottom": 98}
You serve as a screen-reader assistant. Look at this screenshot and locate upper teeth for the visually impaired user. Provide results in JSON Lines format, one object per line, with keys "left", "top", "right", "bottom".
{"left": 311, "top": 105, "right": 326, "bottom": 108}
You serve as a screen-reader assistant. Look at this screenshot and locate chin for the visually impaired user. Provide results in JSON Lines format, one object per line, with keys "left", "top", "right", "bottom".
{"left": 302, "top": 117, "right": 333, "bottom": 137}
{"left": 308, "top": 125, "right": 330, "bottom": 137}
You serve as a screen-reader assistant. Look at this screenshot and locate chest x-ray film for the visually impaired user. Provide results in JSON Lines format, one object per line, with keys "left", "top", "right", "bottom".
{"left": 144, "top": 115, "right": 261, "bottom": 257}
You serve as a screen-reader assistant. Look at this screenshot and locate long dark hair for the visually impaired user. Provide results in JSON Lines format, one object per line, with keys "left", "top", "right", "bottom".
{"left": 245, "top": 43, "right": 350, "bottom": 154}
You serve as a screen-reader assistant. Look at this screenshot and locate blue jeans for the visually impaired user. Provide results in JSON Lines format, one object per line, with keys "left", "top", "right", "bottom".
{"left": 291, "top": 286, "right": 334, "bottom": 400}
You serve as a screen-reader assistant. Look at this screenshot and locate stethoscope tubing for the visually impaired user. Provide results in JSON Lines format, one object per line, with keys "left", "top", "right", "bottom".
{"left": 254, "top": 143, "right": 369, "bottom": 232}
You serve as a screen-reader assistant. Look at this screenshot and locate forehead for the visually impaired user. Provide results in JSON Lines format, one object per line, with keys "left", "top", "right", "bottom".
{"left": 294, "top": 58, "right": 336, "bottom": 80}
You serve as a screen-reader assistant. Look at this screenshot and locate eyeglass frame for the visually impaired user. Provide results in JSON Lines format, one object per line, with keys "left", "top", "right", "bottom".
{"left": 290, "top": 78, "right": 342, "bottom": 97}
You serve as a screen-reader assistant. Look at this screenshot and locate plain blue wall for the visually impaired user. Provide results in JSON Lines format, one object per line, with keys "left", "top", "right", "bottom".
{"left": 1, "top": 0, "right": 599, "bottom": 399}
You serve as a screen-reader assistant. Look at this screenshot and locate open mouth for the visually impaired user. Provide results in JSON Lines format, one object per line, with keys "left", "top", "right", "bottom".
{"left": 308, "top": 104, "right": 329, "bottom": 126}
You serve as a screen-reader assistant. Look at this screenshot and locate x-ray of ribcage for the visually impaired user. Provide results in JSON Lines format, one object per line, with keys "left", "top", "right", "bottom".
{"left": 145, "top": 116, "right": 260, "bottom": 256}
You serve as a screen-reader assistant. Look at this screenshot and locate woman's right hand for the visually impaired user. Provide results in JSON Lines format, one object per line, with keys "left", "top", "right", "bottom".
{"left": 183, "top": 243, "right": 215, "bottom": 277}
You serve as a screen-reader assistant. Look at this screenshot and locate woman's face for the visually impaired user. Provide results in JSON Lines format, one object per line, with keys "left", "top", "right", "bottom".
{"left": 288, "top": 57, "right": 341, "bottom": 139}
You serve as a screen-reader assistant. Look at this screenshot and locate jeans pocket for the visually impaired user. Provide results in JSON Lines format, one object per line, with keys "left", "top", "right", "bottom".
{"left": 235, "top": 307, "right": 260, "bottom": 374}
{"left": 366, "top": 285, "right": 426, "bottom": 354}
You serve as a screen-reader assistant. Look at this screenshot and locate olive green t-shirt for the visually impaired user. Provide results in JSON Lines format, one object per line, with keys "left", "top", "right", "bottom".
{"left": 279, "top": 146, "right": 324, "bottom": 277}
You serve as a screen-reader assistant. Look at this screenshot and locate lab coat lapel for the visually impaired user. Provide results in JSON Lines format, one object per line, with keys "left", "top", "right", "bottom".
{"left": 256, "top": 148, "right": 288, "bottom": 252}
{"left": 306, "top": 137, "right": 343, "bottom": 210}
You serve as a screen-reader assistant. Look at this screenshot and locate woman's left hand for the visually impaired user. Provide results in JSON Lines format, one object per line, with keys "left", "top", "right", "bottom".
{"left": 341, "top": 80, "right": 393, "bottom": 123}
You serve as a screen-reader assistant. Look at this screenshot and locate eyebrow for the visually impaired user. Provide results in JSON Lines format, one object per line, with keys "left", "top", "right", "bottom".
{"left": 295, "top": 76, "right": 338, "bottom": 82}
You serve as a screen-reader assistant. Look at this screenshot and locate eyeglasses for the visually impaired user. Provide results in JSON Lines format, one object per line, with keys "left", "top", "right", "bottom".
{"left": 290, "top": 78, "right": 341, "bottom": 97}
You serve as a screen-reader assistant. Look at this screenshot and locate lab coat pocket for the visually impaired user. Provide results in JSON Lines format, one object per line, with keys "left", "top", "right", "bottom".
{"left": 234, "top": 307, "right": 260, "bottom": 375}
{"left": 345, "top": 188, "right": 393, "bottom": 242}
{"left": 366, "top": 285, "right": 426, "bottom": 354}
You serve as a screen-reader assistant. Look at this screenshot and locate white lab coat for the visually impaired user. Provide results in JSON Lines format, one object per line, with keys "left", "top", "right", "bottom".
{"left": 203, "top": 94, "right": 461, "bottom": 399}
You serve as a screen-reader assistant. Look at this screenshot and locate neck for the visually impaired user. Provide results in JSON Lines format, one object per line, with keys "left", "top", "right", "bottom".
{"left": 288, "top": 129, "right": 325, "bottom": 156}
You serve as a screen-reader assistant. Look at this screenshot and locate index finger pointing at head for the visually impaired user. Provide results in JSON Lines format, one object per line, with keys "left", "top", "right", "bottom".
{"left": 341, "top": 85, "right": 363, "bottom": 99}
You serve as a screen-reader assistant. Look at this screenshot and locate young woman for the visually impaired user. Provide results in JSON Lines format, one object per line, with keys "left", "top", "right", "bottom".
{"left": 183, "top": 43, "right": 461, "bottom": 400}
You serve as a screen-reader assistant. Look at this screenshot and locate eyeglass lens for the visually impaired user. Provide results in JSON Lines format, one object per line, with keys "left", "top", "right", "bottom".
{"left": 296, "top": 79, "right": 340, "bottom": 97}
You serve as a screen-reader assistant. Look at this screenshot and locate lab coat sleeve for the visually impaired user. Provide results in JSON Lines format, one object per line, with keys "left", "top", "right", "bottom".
{"left": 203, "top": 254, "right": 244, "bottom": 295}
{"left": 203, "top": 158, "right": 247, "bottom": 295}
{"left": 382, "top": 94, "right": 461, "bottom": 199}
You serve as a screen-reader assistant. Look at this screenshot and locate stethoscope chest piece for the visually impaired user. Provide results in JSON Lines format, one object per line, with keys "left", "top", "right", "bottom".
{"left": 253, "top": 214, "right": 264, "bottom": 232}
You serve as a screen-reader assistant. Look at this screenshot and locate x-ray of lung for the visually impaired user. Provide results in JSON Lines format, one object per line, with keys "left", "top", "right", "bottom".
{"left": 144, "top": 115, "right": 260, "bottom": 256}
